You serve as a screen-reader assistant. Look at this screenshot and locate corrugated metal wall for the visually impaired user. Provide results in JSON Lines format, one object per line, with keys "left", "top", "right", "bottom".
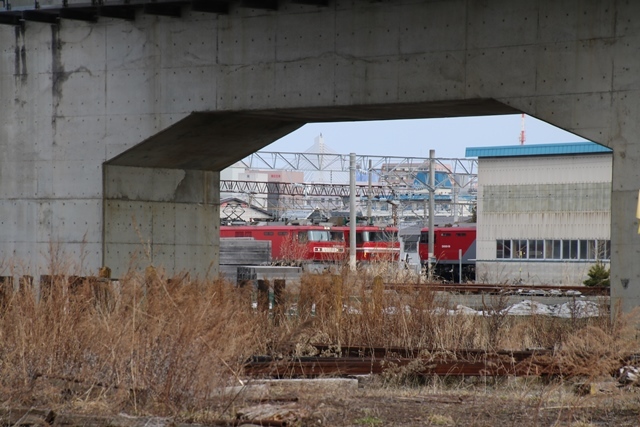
{"left": 477, "top": 153, "right": 612, "bottom": 284}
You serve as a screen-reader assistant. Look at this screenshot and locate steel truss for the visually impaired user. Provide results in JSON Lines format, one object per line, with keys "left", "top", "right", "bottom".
{"left": 222, "top": 151, "right": 477, "bottom": 223}
{"left": 238, "top": 151, "right": 478, "bottom": 192}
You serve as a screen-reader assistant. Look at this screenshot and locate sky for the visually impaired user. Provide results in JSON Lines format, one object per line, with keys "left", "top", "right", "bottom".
{"left": 264, "top": 114, "right": 589, "bottom": 159}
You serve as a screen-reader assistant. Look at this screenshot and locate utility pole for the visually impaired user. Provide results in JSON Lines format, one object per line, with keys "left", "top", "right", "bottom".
{"left": 349, "top": 153, "right": 357, "bottom": 271}
{"left": 452, "top": 179, "right": 458, "bottom": 224}
{"left": 367, "top": 159, "right": 372, "bottom": 224}
{"left": 428, "top": 149, "right": 435, "bottom": 280}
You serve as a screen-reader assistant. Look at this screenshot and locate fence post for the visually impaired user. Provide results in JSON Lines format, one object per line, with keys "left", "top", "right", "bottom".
{"left": 273, "top": 279, "right": 286, "bottom": 325}
{"left": 257, "top": 279, "right": 270, "bottom": 314}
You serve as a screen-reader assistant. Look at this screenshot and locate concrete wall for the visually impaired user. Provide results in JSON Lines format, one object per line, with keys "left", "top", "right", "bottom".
{"left": 104, "top": 165, "right": 219, "bottom": 279}
{"left": 0, "top": 1, "right": 639, "bottom": 309}
{"left": 478, "top": 154, "right": 612, "bottom": 242}
{"left": 476, "top": 261, "right": 600, "bottom": 287}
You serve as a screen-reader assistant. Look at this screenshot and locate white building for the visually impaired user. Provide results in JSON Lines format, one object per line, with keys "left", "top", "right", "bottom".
{"left": 467, "top": 142, "right": 612, "bottom": 285}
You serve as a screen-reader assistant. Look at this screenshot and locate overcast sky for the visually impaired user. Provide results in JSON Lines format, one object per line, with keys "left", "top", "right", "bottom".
{"left": 264, "top": 114, "right": 589, "bottom": 159}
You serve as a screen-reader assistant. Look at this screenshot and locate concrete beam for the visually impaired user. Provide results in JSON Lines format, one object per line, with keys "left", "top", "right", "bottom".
{"left": 106, "top": 100, "right": 516, "bottom": 172}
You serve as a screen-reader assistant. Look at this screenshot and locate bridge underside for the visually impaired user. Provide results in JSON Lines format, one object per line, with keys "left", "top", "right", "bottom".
{"left": 1, "top": 0, "right": 639, "bottom": 312}
{"left": 108, "top": 100, "right": 516, "bottom": 170}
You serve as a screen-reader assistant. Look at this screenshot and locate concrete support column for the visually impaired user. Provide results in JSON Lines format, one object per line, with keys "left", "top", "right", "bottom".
{"left": 103, "top": 165, "right": 220, "bottom": 280}
{"left": 610, "top": 141, "right": 640, "bottom": 314}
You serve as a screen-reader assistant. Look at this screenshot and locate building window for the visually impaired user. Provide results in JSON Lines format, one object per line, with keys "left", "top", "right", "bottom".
{"left": 544, "top": 240, "right": 556, "bottom": 259}
{"left": 579, "top": 240, "right": 596, "bottom": 260}
{"left": 563, "top": 240, "right": 578, "bottom": 259}
{"left": 496, "top": 239, "right": 610, "bottom": 261}
{"left": 514, "top": 240, "right": 527, "bottom": 259}
{"left": 529, "top": 240, "right": 544, "bottom": 259}
{"left": 496, "top": 239, "right": 511, "bottom": 259}
{"left": 597, "top": 240, "right": 610, "bottom": 260}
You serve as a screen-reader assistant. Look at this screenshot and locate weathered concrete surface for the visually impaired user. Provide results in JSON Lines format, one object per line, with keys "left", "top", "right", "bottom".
{"left": 104, "top": 165, "right": 219, "bottom": 279}
{"left": 0, "top": 1, "right": 639, "bottom": 310}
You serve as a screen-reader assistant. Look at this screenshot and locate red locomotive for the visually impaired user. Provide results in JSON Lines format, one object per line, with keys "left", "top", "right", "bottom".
{"left": 220, "top": 224, "right": 400, "bottom": 264}
{"left": 334, "top": 225, "right": 400, "bottom": 262}
{"left": 220, "top": 224, "right": 475, "bottom": 280}
{"left": 220, "top": 225, "right": 345, "bottom": 263}
{"left": 418, "top": 226, "right": 476, "bottom": 281}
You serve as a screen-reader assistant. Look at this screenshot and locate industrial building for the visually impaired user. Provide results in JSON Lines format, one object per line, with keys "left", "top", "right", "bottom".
{"left": 467, "top": 142, "right": 612, "bottom": 285}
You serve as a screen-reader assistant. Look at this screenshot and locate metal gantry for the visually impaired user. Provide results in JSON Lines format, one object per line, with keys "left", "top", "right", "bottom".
{"left": 220, "top": 180, "right": 393, "bottom": 198}
{"left": 238, "top": 151, "right": 479, "bottom": 192}
{"left": 222, "top": 151, "right": 478, "bottom": 223}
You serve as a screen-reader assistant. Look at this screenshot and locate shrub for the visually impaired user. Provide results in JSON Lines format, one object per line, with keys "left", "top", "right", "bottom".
{"left": 583, "top": 262, "right": 610, "bottom": 287}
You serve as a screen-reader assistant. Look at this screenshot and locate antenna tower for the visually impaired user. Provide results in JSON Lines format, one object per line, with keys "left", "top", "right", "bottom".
{"left": 519, "top": 113, "right": 526, "bottom": 145}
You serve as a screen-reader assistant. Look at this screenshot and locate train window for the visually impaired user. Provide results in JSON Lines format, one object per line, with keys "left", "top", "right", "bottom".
{"left": 235, "top": 231, "right": 251, "bottom": 237}
{"left": 298, "top": 231, "right": 308, "bottom": 242}
{"left": 277, "top": 232, "right": 288, "bottom": 236}
{"left": 330, "top": 231, "right": 344, "bottom": 241}
{"left": 419, "top": 232, "right": 429, "bottom": 244}
{"left": 382, "top": 231, "right": 397, "bottom": 241}
{"left": 367, "top": 231, "right": 393, "bottom": 242}
{"left": 441, "top": 233, "right": 451, "bottom": 237}
{"left": 356, "top": 233, "right": 365, "bottom": 244}
{"left": 456, "top": 233, "right": 466, "bottom": 237}
{"left": 404, "top": 241, "right": 417, "bottom": 252}
{"left": 263, "top": 232, "right": 274, "bottom": 236}
{"left": 307, "top": 230, "right": 330, "bottom": 242}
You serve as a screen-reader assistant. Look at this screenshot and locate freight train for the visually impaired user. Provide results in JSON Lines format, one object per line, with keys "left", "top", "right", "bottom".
{"left": 221, "top": 224, "right": 477, "bottom": 280}
{"left": 220, "top": 224, "right": 400, "bottom": 264}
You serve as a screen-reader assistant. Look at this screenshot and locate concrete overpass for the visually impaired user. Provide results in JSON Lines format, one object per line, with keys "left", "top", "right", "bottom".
{"left": 0, "top": 0, "right": 638, "bottom": 311}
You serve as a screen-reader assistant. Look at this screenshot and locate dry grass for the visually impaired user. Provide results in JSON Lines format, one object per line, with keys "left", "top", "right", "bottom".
{"left": 0, "top": 262, "right": 636, "bottom": 422}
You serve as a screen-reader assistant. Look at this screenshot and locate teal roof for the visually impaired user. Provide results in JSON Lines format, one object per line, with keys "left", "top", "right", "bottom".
{"left": 465, "top": 142, "right": 611, "bottom": 158}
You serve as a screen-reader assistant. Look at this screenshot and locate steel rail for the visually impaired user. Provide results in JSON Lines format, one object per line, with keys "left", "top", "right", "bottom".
{"left": 382, "top": 282, "right": 610, "bottom": 296}
{"left": 243, "top": 355, "right": 555, "bottom": 378}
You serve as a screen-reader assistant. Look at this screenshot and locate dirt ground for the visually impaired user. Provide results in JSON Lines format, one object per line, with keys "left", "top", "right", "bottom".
{"left": 5, "top": 376, "right": 640, "bottom": 427}
{"left": 224, "top": 377, "right": 640, "bottom": 427}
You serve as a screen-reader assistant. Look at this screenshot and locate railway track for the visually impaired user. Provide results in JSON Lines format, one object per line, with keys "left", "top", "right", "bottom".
{"left": 383, "top": 282, "right": 609, "bottom": 297}
{"left": 244, "top": 345, "right": 560, "bottom": 378}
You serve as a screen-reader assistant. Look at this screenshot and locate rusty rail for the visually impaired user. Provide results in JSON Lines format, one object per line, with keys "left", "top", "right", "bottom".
{"left": 309, "top": 344, "right": 553, "bottom": 360}
{"left": 244, "top": 346, "right": 559, "bottom": 378}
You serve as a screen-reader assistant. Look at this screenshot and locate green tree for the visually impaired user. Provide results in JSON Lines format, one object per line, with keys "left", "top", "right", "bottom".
{"left": 583, "top": 262, "right": 610, "bottom": 287}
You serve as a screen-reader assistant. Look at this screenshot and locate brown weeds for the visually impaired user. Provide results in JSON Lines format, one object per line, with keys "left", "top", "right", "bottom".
{"left": 0, "top": 264, "right": 635, "bottom": 419}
